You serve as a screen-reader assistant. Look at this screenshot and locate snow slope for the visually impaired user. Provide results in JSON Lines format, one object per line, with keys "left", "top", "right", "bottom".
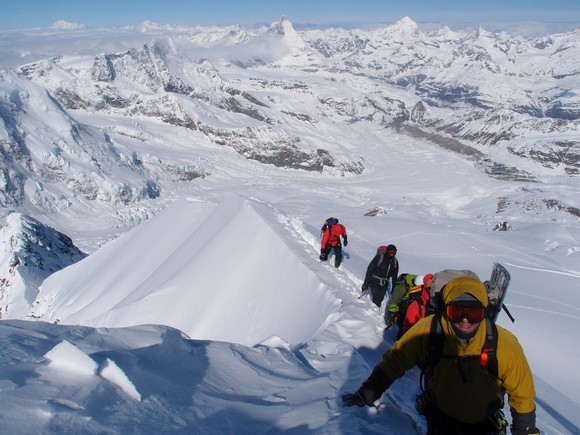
{"left": 0, "top": 18, "right": 579, "bottom": 435}
{"left": 3, "top": 139, "right": 580, "bottom": 432}
{"left": 30, "top": 196, "right": 341, "bottom": 348}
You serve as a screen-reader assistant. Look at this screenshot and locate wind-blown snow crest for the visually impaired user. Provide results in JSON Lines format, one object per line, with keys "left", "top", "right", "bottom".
{"left": 30, "top": 195, "right": 340, "bottom": 347}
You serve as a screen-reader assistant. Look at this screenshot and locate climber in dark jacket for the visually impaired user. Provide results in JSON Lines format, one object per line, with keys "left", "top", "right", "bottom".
{"left": 361, "top": 244, "right": 398, "bottom": 308}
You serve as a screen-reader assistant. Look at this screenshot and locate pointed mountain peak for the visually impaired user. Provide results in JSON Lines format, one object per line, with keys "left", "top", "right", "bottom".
{"left": 391, "top": 16, "right": 419, "bottom": 34}
{"left": 269, "top": 16, "right": 296, "bottom": 37}
{"left": 372, "top": 16, "right": 420, "bottom": 42}
{"left": 268, "top": 16, "right": 307, "bottom": 50}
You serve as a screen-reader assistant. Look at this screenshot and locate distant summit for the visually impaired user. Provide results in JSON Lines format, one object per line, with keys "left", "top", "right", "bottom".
{"left": 391, "top": 16, "right": 420, "bottom": 35}
{"left": 269, "top": 16, "right": 306, "bottom": 47}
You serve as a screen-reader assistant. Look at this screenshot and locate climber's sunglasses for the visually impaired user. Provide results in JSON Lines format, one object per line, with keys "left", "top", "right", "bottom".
{"left": 446, "top": 304, "right": 485, "bottom": 323}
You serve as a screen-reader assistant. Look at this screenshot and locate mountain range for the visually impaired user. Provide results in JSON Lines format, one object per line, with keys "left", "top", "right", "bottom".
{"left": 0, "top": 16, "right": 579, "bottom": 433}
{"left": 0, "top": 16, "right": 579, "bottom": 320}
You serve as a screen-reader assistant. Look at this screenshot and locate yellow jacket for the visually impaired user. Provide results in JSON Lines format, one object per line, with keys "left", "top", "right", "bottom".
{"left": 374, "top": 276, "right": 536, "bottom": 424}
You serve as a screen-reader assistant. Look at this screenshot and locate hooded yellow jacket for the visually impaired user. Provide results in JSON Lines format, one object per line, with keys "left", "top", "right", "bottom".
{"left": 373, "top": 276, "right": 536, "bottom": 424}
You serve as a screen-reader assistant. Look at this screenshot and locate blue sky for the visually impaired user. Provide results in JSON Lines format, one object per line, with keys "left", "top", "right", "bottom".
{"left": 2, "top": 0, "right": 580, "bottom": 31}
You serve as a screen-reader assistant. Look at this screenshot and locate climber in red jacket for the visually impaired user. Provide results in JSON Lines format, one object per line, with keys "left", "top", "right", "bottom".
{"left": 320, "top": 217, "right": 348, "bottom": 268}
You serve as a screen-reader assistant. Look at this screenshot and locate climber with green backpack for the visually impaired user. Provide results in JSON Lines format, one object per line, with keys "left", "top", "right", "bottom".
{"left": 384, "top": 273, "right": 418, "bottom": 334}
{"left": 343, "top": 275, "right": 539, "bottom": 435}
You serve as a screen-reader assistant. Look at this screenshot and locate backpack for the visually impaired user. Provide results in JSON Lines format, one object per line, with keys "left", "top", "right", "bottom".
{"left": 397, "top": 274, "right": 417, "bottom": 297}
{"left": 321, "top": 217, "right": 339, "bottom": 232}
{"left": 375, "top": 245, "right": 388, "bottom": 264}
{"left": 388, "top": 274, "right": 417, "bottom": 313}
{"left": 376, "top": 245, "right": 398, "bottom": 266}
{"left": 429, "top": 269, "right": 480, "bottom": 314}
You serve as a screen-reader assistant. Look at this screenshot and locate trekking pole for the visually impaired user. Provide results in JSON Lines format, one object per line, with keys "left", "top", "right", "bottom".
{"left": 358, "top": 289, "right": 368, "bottom": 300}
{"left": 502, "top": 303, "right": 516, "bottom": 323}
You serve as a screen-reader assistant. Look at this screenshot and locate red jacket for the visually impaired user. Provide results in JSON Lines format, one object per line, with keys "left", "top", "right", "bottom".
{"left": 401, "top": 286, "right": 430, "bottom": 335}
{"left": 321, "top": 224, "right": 347, "bottom": 248}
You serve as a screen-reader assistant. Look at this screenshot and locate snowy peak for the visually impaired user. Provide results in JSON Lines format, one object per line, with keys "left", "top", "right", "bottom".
{"left": 390, "top": 16, "right": 420, "bottom": 36}
{"left": 0, "top": 212, "right": 86, "bottom": 319}
{"left": 266, "top": 17, "right": 316, "bottom": 63}
{"left": 547, "top": 32, "right": 580, "bottom": 78}
{"left": 429, "top": 25, "right": 460, "bottom": 41}
{"left": 369, "top": 16, "right": 420, "bottom": 44}
{"left": 269, "top": 16, "right": 299, "bottom": 40}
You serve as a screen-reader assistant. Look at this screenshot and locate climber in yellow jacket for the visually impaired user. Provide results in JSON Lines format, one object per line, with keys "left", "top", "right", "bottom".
{"left": 344, "top": 276, "right": 538, "bottom": 435}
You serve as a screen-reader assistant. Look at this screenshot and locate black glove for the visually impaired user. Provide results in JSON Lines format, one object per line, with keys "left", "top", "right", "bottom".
{"left": 386, "top": 312, "right": 399, "bottom": 327}
{"left": 510, "top": 428, "right": 540, "bottom": 435}
{"left": 343, "top": 236, "right": 348, "bottom": 247}
{"left": 356, "top": 367, "right": 394, "bottom": 405}
{"left": 361, "top": 284, "right": 368, "bottom": 294}
{"left": 319, "top": 250, "right": 328, "bottom": 261}
{"left": 342, "top": 392, "right": 365, "bottom": 407}
{"left": 511, "top": 409, "right": 539, "bottom": 435}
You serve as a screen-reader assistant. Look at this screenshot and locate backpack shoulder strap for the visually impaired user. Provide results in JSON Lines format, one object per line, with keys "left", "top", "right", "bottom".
{"left": 421, "top": 312, "right": 499, "bottom": 391}
{"left": 377, "top": 252, "right": 385, "bottom": 265}
{"left": 417, "top": 295, "right": 425, "bottom": 316}
{"left": 428, "top": 313, "right": 444, "bottom": 363}
{"left": 480, "top": 318, "right": 499, "bottom": 378}
{"left": 420, "top": 313, "right": 444, "bottom": 391}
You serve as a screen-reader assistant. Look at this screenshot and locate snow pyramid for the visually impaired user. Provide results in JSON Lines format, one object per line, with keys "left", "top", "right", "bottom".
{"left": 30, "top": 195, "right": 339, "bottom": 347}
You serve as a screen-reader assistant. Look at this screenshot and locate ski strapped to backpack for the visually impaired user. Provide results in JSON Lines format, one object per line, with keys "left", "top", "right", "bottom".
{"left": 486, "top": 263, "right": 514, "bottom": 323}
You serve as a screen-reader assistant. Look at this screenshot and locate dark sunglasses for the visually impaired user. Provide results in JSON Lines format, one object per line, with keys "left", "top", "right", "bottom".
{"left": 446, "top": 304, "right": 485, "bottom": 323}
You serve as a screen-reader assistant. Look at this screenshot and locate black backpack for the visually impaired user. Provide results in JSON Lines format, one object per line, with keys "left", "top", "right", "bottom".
{"left": 419, "top": 273, "right": 499, "bottom": 393}
{"left": 420, "top": 309, "right": 499, "bottom": 392}
{"left": 321, "top": 217, "right": 338, "bottom": 232}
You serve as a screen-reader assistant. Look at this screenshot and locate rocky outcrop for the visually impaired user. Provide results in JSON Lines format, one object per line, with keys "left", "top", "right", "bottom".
{"left": 0, "top": 213, "right": 86, "bottom": 319}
